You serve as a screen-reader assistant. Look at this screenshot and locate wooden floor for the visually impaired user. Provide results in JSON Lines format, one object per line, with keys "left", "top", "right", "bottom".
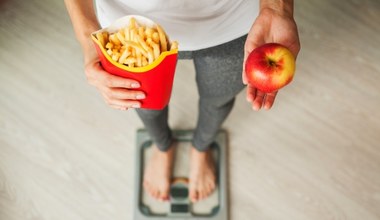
{"left": 1, "top": 0, "right": 380, "bottom": 219}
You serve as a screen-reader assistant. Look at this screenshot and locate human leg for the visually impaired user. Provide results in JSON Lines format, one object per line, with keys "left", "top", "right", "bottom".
{"left": 192, "top": 35, "right": 246, "bottom": 151}
{"left": 135, "top": 106, "right": 173, "bottom": 152}
{"left": 189, "top": 35, "right": 246, "bottom": 202}
{"left": 135, "top": 107, "right": 175, "bottom": 201}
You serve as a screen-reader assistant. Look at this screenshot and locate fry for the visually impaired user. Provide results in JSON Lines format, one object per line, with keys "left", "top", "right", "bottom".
{"left": 118, "top": 49, "right": 131, "bottom": 64}
{"left": 124, "top": 57, "right": 137, "bottom": 64}
{"left": 116, "top": 31, "right": 126, "bottom": 44}
{"left": 124, "top": 40, "right": 148, "bottom": 57}
{"left": 102, "top": 32, "right": 109, "bottom": 42}
{"left": 131, "top": 47, "right": 136, "bottom": 58}
{"left": 152, "top": 32, "right": 160, "bottom": 44}
{"left": 138, "top": 27, "right": 145, "bottom": 40}
{"left": 136, "top": 51, "right": 142, "bottom": 67}
{"left": 96, "top": 17, "right": 178, "bottom": 68}
{"left": 105, "top": 42, "right": 113, "bottom": 49}
{"left": 152, "top": 43, "right": 160, "bottom": 60}
{"left": 170, "top": 41, "right": 178, "bottom": 50}
{"left": 136, "top": 35, "right": 150, "bottom": 52}
{"left": 142, "top": 57, "right": 148, "bottom": 67}
{"left": 96, "top": 32, "right": 105, "bottom": 47}
{"left": 109, "top": 34, "right": 121, "bottom": 45}
{"left": 145, "top": 27, "right": 153, "bottom": 39}
{"left": 124, "top": 57, "right": 136, "bottom": 68}
{"left": 124, "top": 27, "right": 130, "bottom": 41}
{"left": 146, "top": 37, "right": 153, "bottom": 46}
{"left": 129, "top": 17, "right": 137, "bottom": 29}
{"left": 130, "top": 28, "right": 137, "bottom": 42}
{"left": 156, "top": 24, "right": 167, "bottom": 52}
{"left": 147, "top": 48, "right": 154, "bottom": 64}
{"left": 111, "top": 53, "right": 120, "bottom": 62}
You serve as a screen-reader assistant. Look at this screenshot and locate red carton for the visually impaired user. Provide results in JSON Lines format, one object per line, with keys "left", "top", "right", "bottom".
{"left": 91, "top": 15, "right": 178, "bottom": 110}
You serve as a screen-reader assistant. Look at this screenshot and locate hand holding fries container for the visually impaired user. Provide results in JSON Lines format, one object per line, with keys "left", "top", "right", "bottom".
{"left": 91, "top": 15, "right": 178, "bottom": 110}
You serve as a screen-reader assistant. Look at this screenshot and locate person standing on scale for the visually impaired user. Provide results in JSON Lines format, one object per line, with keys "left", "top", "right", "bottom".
{"left": 64, "top": 0, "right": 300, "bottom": 202}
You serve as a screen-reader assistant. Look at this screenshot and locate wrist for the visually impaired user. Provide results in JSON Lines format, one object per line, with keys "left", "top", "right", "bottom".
{"left": 77, "top": 24, "right": 100, "bottom": 50}
{"left": 82, "top": 40, "right": 99, "bottom": 65}
{"left": 260, "top": 0, "right": 294, "bottom": 18}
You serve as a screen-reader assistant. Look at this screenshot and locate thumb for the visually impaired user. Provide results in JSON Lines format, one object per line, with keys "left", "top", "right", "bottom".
{"left": 242, "top": 33, "right": 264, "bottom": 85}
{"left": 242, "top": 42, "right": 253, "bottom": 85}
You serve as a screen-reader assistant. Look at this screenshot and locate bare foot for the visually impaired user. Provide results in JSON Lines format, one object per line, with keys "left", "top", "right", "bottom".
{"left": 189, "top": 147, "right": 217, "bottom": 202}
{"left": 143, "top": 144, "right": 176, "bottom": 201}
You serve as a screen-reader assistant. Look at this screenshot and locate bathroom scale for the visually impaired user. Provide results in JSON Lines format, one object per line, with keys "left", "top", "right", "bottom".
{"left": 133, "top": 129, "right": 228, "bottom": 220}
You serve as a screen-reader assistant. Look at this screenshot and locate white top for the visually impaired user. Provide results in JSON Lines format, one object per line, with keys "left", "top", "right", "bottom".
{"left": 95, "top": 0, "right": 259, "bottom": 51}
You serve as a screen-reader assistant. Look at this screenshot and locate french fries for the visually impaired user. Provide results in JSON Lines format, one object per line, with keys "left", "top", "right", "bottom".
{"left": 95, "top": 17, "right": 178, "bottom": 68}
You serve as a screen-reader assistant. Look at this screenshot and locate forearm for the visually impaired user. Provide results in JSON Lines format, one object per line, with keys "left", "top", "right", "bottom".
{"left": 260, "top": 0, "right": 294, "bottom": 17}
{"left": 64, "top": 0, "right": 100, "bottom": 52}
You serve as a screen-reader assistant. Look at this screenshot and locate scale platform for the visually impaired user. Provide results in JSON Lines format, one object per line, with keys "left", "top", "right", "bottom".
{"left": 134, "top": 129, "right": 229, "bottom": 220}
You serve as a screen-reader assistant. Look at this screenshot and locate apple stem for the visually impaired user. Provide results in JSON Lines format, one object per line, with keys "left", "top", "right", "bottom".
{"left": 268, "top": 59, "right": 276, "bottom": 67}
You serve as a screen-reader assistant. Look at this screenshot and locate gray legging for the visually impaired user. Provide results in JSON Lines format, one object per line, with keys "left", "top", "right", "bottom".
{"left": 136, "top": 35, "right": 246, "bottom": 152}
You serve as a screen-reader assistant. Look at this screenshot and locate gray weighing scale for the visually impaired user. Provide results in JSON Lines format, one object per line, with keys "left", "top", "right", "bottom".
{"left": 134, "top": 130, "right": 229, "bottom": 220}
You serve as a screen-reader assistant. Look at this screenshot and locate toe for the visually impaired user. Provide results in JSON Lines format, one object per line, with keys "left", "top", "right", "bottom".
{"left": 148, "top": 188, "right": 155, "bottom": 198}
{"left": 207, "top": 181, "right": 213, "bottom": 191}
{"left": 152, "top": 189, "right": 160, "bottom": 199}
{"left": 160, "top": 188, "right": 170, "bottom": 201}
{"left": 208, "top": 182, "right": 215, "bottom": 193}
{"left": 204, "top": 185, "right": 211, "bottom": 197}
{"left": 202, "top": 188, "right": 208, "bottom": 199}
{"left": 199, "top": 188, "right": 206, "bottom": 200}
{"left": 156, "top": 191, "right": 164, "bottom": 201}
{"left": 144, "top": 182, "right": 154, "bottom": 196}
{"left": 143, "top": 180, "right": 150, "bottom": 191}
{"left": 190, "top": 188, "right": 198, "bottom": 202}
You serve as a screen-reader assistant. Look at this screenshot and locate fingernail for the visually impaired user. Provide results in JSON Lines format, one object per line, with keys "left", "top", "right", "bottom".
{"left": 131, "top": 83, "right": 140, "bottom": 88}
{"left": 264, "top": 105, "right": 271, "bottom": 110}
{"left": 132, "top": 104, "right": 141, "bottom": 108}
{"left": 136, "top": 94, "right": 146, "bottom": 99}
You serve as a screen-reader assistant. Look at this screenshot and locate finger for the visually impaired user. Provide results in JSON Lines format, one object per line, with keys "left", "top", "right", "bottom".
{"left": 242, "top": 70, "right": 248, "bottom": 85}
{"left": 244, "top": 23, "right": 266, "bottom": 59}
{"left": 246, "top": 85, "right": 256, "bottom": 102}
{"left": 252, "top": 90, "right": 265, "bottom": 111}
{"left": 109, "top": 104, "right": 128, "bottom": 111}
{"left": 242, "top": 39, "right": 255, "bottom": 86}
{"left": 102, "top": 94, "right": 142, "bottom": 109}
{"left": 103, "top": 87, "right": 146, "bottom": 100}
{"left": 288, "top": 42, "right": 301, "bottom": 60}
{"left": 242, "top": 24, "right": 265, "bottom": 85}
{"left": 263, "top": 91, "right": 278, "bottom": 110}
{"left": 101, "top": 74, "right": 141, "bottom": 89}
{"left": 242, "top": 46, "right": 249, "bottom": 85}
{"left": 86, "top": 62, "right": 141, "bottom": 89}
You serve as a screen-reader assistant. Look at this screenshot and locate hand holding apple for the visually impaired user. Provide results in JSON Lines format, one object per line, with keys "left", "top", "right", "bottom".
{"left": 243, "top": 5, "right": 300, "bottom": 110}
{"left": 245, "top": 43, "right": 295, "bottom": 93}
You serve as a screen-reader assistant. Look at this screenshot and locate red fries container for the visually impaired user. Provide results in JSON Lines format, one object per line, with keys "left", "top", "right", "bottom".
{"left": 91, "top": 15, "right": 178, "bottom": 110}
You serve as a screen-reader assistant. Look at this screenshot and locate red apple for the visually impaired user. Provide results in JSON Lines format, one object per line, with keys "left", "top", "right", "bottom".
{"left": 245, "top": 43, "right": 296, "bottom": 93}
